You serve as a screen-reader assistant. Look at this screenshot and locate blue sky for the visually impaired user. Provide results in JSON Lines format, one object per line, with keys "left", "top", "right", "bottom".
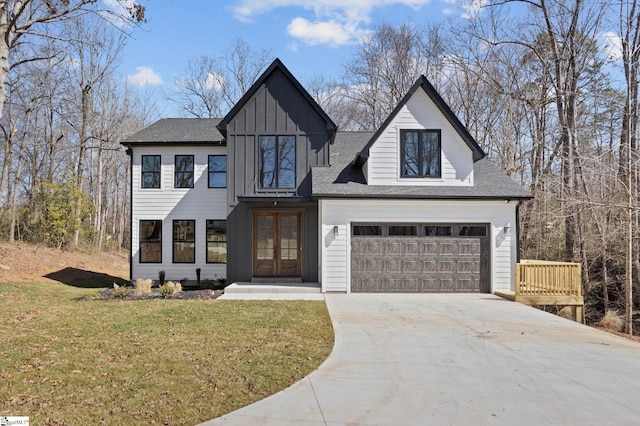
{"left": 115, "top": 0, "right": 478, "bottom": 116}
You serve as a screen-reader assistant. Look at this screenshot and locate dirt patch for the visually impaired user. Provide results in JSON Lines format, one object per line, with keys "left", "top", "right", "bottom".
{"left": 0, "top": 242, "right": 129, "bottom": 285}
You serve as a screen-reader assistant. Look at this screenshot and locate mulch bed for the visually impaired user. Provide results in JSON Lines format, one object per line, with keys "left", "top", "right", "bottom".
{"left": 92, "top": 288, "right": 225, "bottom": 300}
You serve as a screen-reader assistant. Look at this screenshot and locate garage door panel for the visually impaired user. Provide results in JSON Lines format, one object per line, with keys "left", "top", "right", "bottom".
{"left": 458, "top": 240, "right": 480, "bottom": 256}
{"left": 438, "top": 241, "right": 458, "bottom": 256}
{"left": 421, "top": 241, "right": 438, "bottom": 254}
{"left": 384, "top": 241, "right": 405, "bottom": 255}
{"left": 402, "top": 241, "right": 420, "bottom": 254}
{"left": 423, "top": 260, "right": 438, "bottom": 273}
{"left": 402, "top": 260, "right": 421, "bottom": 273}
{"left": 457, "top": 259, "right": 480, "bottom": 273}
{"left": 456, "top": 277, "right": 480, "bottom": 292}
{"left": 438, "top": 260, "right": 456, "bottom": 273}
{"left": 422, "top": 278, "right": 441, "bottom": 292}
{"left": 351, "top": 225, "right": 489, "bottom": 293}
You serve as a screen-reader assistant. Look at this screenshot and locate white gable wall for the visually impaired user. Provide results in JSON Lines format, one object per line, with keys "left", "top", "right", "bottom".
{"left": 130, "top": 145, "right": 227, "bottom": 282}
{"left": 366, "top": 90, "right": 474, "bottom": 186}
{"left": 319, "top": 199, "right": 517, "bottom": 293}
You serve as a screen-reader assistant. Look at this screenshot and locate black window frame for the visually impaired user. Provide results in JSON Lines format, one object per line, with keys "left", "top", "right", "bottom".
{"left": 206, "top": 220, "right": 227, "bottom": 264}
{"left": 400, "top": 129, "right": 442, "bottom": 178}
{"left": 172, "top": 219, "right": 196, "bottom": 263}
{"left": 174, "top": 155, "right": 194, "bottom": 189}
{"left": 141, "top": 155, "right": 161, "bottom": 189}
{"left": 352, "top": 225, "right": 383, "bottom": 236}
{"left": 257, "top": 135, "right": 296, "bottom": 189}
{"left": 139, "top": 220, "right": 162, "bottom": 263}
{"left": 208, "top": 155, "right": 227, "bottom": 188}
{"left": 388, "top": 225, "right": 418, "bottom": 236}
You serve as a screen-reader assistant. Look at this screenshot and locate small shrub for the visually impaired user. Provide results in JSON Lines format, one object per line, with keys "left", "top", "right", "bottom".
{"left": 79, "top": 292, "right": 103, "bottom": 300}
{"left": 112, "top": 285, "right": 129, "bottom": 299}
{"left": 599, "top": 309, "right": 624, "bottom": 332}
{"left": 158, "top": 281, "right": 182, "bottom": 297}
{"left": 134, "top": 278, "right": 152, "bottom": 296}
{"left": 200, "top": 279, "right": 215, "bottom": 290}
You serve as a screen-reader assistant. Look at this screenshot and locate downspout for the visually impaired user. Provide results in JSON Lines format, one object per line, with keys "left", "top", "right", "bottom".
{"left": 126, "top": 146, "right": 133, "bottom": 282}
{"left": 515, "top": 201, "right": 522, "bottom": 263}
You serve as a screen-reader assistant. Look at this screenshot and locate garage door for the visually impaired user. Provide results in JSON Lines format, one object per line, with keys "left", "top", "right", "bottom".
{"left": 350, "top": 224, "right": 490, "bottom": 293}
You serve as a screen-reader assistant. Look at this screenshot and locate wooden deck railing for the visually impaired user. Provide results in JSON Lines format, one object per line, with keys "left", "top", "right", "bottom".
{"left": 515, "top": 260, "right": 584, "bottom": 323}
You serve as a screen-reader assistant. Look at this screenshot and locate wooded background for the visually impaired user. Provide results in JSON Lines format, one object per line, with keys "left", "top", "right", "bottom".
{"left": 1, "top": 0, "right": 639, "bottom": 331}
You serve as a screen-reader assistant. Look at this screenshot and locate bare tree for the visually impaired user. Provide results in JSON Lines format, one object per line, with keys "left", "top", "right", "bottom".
{"left": 617, "top": 0, "right": 640, "bottom": 333}
{"left": 0, "top": 0, "right": 145, "bottom": 122}
{"left": 59, "top": 14, "right": 126, "bottom": 246}
{"left": 168, "top": 38, "right": 271, "bottom": 118}
{"left": 343, "top": 22, "right": 428, "bottom": 130}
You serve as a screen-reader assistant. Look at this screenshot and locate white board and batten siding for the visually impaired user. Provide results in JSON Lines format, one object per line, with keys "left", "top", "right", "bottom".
{"left": 319, "top": 199, "right": 517, "bottom": 293}
{"left": 366, "top": 90, "right": 474, "bottom": 186}
{"left": 131, "top": 145, "right": 227, "bottom": 282}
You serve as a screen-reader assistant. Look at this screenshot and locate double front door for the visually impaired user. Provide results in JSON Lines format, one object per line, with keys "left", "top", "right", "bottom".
{"left": 253, "top": 212, "right": 301, "bottom": 277}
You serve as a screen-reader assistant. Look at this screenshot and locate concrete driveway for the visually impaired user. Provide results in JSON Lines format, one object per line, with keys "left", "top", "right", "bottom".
{"left": 202, "top": 294, "right": 640, "bottom": 425}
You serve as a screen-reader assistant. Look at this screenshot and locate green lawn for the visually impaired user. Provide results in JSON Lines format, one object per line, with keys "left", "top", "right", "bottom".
{"left": 0, "top": 282, "right": 334, "bottom": 425}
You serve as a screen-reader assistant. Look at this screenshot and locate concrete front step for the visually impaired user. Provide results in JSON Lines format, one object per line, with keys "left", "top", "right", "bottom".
{"left": 224, "top": 282, "right": 321, "bottom": 294}
{"left": 219, "top": 282, "right": 323, "bottom": 300}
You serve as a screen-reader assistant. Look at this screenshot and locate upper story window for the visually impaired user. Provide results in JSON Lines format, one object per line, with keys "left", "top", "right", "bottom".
{"left": 258, "top": 135, "right": 296, "bottom": 189}
{"left": 141, "top": 155, "right": 161, "bottom": 188}
{"left": 208, "top": 155, "right": 227, "bottom": 188}
{"left": 175, "top": 155, "right": 194, "bottom": 188}
{"left": 400, "top": 130, "right": 441, "bottom": 178}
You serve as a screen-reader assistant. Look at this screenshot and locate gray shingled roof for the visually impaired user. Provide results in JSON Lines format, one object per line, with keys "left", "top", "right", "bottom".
{"left": 312, "top": 132, "right": 532, "bottom": 199}
{"left": 121, "top": 118, "right": 224, "bottom": 145}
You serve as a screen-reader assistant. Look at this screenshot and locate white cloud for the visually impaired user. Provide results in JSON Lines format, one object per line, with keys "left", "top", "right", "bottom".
{"left": 442, "top": 7, "right": 455, "bottom": 15}
{"left": 205, "top": 71, "right": 225, "bottom": 91}
{"left": 100, "top": 0, "right": 137, "bottom": 27}
{"left": 461, "top": 0, "right": 487, "bottom": 19}
{"left": 230, "top": 0, "right": 430, "bottom": 46}
{"left": 288, "top": 18, "right": 355, "bottom": 46}
{"left": 600, "top": 31, "right": 623, "bottom": 61}
{"left": 126, "top": 66, "right": 163, "bottom": 87}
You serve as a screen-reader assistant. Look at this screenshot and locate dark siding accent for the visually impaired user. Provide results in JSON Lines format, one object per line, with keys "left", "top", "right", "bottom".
{"left": 226, "top": 202, "right": 319, "bottom": 283}
{"left": 224, "top": 66, "right": 329, "bottom": 281}
{"left": 227, "top": 68, "right": 331, "bottom": 201}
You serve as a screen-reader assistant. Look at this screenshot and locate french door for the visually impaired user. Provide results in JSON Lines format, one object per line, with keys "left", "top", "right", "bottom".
{"left": 253, "top": 212, "right": 301, "bottom": 277}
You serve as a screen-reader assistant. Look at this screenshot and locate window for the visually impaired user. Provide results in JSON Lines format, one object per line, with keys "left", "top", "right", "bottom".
{"left": 424, "top": 226, "right": 452, "bottom": 236}
{"left": 175, "top": 155, "right": 194, "bottom": 188}
{"left": 458, "top": 226, "right": 487, "bottom": 237}
{"left": 208, "top": 155, "right": 227, "bottom": 188}
{"left": 352, "top": 225, "right": 382, "bottom": 236}
{"left": 400, "top": 129, "right": 441, "bottom": 178}
{"left": 141, "top": 155, "right": 161, "bottom": 188}
{"left": 388, "top": 225, "right": 417, "bottom": 236}
{"left": 206, "top": 220, "right": 227, "bottom": 263}
{"left": 139, "top": 220, "right": 162, "bottom": 263}
{"left": 258, "top": 135, "right": 296, "bottom": 189}
{"left": 173, "top": 220, "right": 195, "bottom": 263}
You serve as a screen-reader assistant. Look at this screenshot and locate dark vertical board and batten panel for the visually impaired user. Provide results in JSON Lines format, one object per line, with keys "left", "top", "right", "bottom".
{"left": 225, "top": 67, "right": 332, "bottom": 282}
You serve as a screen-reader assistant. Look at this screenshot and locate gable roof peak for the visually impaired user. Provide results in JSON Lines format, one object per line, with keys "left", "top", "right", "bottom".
{"left": 353, "top": 74, "right": 485, "bottom": 166}
{"left": 217, "top": 58, "right": 337, "bottom": 140}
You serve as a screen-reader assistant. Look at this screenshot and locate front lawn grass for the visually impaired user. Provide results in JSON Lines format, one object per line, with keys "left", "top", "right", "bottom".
{"left": 0, "top": 282, "right": 334, "bottom": 425}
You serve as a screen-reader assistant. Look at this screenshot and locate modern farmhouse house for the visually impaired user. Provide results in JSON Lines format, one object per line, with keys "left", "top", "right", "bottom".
{"left": 121, "top": 58, "right": 531, "bottom": 293}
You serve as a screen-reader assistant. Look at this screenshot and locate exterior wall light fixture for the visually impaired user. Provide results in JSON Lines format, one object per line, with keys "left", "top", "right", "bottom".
{"left": 333, "top": 225, "right": 339, "bottom": 236}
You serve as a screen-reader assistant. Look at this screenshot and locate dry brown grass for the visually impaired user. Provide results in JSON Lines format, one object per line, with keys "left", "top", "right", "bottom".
{"left": 599, "top": 309, "right": 624, "bottom": 332}
{"left": 557, "top": 306, "right": 575, "bottom": 321}
{"left": 134, "top": 278, "right": 152, "bottom": 296}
